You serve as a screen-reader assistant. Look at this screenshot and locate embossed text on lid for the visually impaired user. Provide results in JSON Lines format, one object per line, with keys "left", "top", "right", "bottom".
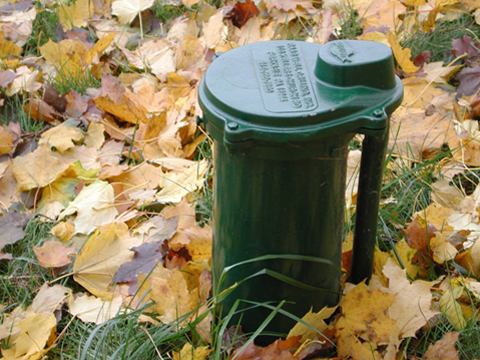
{"left": 253, "top": 43, "right": 318, "bottom": 113}
{"left": 330, "top": 42, "right": 355, "bottom": 63}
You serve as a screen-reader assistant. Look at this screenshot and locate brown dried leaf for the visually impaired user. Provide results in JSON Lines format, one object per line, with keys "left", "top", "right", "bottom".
{"left": 406, "top": 219, "right": 436, "bottom": 265}
{"left": 25, "top": 98, "right": 61, "bottom": 123}
{"left": 65, "top": 90, "right": 90, "bottom": 118}
{"left": 227, "top": 0, "right": 260, "bottom": 28}
{"left": 424, "top": 332, "right": 460, "bottom": 359}
{"left": 113, "top": 241, "right": 166, "bottom": 285}
{"left": 43, "top": 85, "right": 67, "bottom": 113}
{"left": 0, "top": 211, "right": 30, "bottom": 251}
{"left": 456, "top": 65, "right": 480, "bottom": 95}
{"left": 33, "top": 240, "right": 75, "bottom": 268}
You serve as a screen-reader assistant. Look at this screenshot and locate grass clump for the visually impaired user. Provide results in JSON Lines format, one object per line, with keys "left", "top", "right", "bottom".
{"left": 49, "top": 68, "right": 101, "bottom": 96}
{"left": 152, "top": 1, "right": 197, "bottom": 23}
{"left": 0, "top": 94, "right": 44, "bottom": 134}
{"left": 401, "top": 13, "right": 480, "bottom": 62}
{"left": 24, "top": 6, "right": 59, "bottom": 56}
{"left": 0, "top": 217, "right": 55, "bottom": 307}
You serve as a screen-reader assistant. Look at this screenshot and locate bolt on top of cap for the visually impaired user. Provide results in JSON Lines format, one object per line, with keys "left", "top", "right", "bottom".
{"left": 315, "top": 40, "right": 397, "bottom": 90}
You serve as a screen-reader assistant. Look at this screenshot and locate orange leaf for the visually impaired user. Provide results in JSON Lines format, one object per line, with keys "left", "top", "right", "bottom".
{"left": 232, "top": 336, "right": 302, "bottom": 360}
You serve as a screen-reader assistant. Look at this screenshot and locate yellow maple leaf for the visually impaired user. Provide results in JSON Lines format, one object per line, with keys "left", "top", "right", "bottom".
{"left": 0, "top": 32, "right": 21, "bottom": 58}
{"left": 150, "top": 265, "right": 200, "bottom": 324}
{"left": 12, "top": 144, "right": 70, "bottom": 192}
{"left": 388, "top": 240, "right": 424, "bottom": 279}
{"left": 287, "top": 305, "right": 337, "bottom": 343}
{"left": 439, "top": 286, "right": 467, "bottom": 330}
{"left": 94, "top": 90, "right": 149, "bottom": 124}
{"left": 156, "top": 160, "right": 208, "bottom": 203}
{"left": 184, "top": 225, "right": 212, "bottom": 262}
{"left": 0, "top": 159, "right": 20, "bottom": 210}
{"left": 39, "top": 118, "right": 85, "bottom": 153}
{"left": 383, "top": 258, "right": 439, "bottom": 338}
{"left": 68, "top": 293, "right": 123, "bottom": 325}
{"left": 387, "top": 31, "right": 420, "bottom": 74}
{"left": 29, "top": 284, "right": 72, "bottom": 315}
{"left": 50, "top": 221, "right": 76, "bottom": 243}
{"left": 57, "top": 0, "right": 93, "bottom": 30}
{"left": 335, "top": 282, "right": 398, "bottom": 360}
{"left": 0, "top": 125, "right": 13, "bottom": 155}
{"left": 40, "top": 39, "right": 88, "bottom": 71}
{"left": 430, "top": 232, "right": 458, "bottom": 263}
{"left": 59, "top": 180, "right": 118, "bottom": 235}
{"left": 72, "top": 222, "right": 142, "bottom": 299}
{"left": 86, "top": 33, "right": 116, "bottom": 66}
{"left": 172, "top": 343, "right": 211, "bottom": 360}
{"left": 1, "top": 313, "right": 56, "bottom": 360}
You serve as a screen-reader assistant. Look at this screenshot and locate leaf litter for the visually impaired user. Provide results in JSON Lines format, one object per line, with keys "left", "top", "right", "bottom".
{"left": 1, "top": 0, "right": 480, "bottom": 358}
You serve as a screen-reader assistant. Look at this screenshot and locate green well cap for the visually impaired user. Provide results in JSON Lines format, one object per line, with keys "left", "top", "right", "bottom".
{"left": 198, "top": 40, "right": 403, "bottom": 145}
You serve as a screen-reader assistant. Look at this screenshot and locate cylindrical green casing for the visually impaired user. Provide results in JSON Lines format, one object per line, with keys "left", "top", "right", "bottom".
{"left": 198, "top": 39, "right": 404, "bottom": 341}
{"left": 213, "top": 136, "right": 350, "bottom": 338}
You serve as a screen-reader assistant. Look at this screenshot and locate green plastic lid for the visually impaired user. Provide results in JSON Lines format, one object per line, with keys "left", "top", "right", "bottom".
{"left": 198, "top": 40, "right": 403, "bottom": 145}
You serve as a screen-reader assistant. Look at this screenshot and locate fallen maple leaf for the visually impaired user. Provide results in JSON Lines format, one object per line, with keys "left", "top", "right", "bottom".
{"left": 112, "top": 0, "right": 154, "bottom": 24}
{"left": 424, "top": 332, "right": 460, "bottom": 360}
{"left": 430, "top": 232, "right": 458, "bottom": 263}
{"left": 29, "top": 283, "right": 72, "bottom": 315}
{"left": 382, "top": 258, "right": 439, "bottom": 338}
{"left": 406, "top": 219, "right": 437, "bottom": 265}
{"left": 0, "top": 211, "right": 30, "bottom": 252}
{"left": 95, "top": 74, "right": 149, "bottom": 124}
{"left": 68, "top": 293, "right": 123, "bottom": 324}
{"left": 57, "top": 0, "right": 92, "bottom": 30}
{"left": 72, "top": 222, "right": 142, "bottom": 298}
{"left": 439, "top": 286, "right": 467, "bottom": 330}
{"left": 452, "top": 35, "right": 480, "bottom": 64}
{"left": 227, "top": 0, "right": 260, "bottom": 28}
{"left": 172, "top": 342, "right": 211, "bottom": 360}
{"left": 113, "top": 241, "right": 166, "bottom": 287}
{"left": 33, "top": 240, "right": 75, "bottom": 268}
{"left": 0, "top": 160, "right": 20, "bottom": 212}
{"left": 150, "top": 265, "right": 200, "bottom": 324}
{"left": 0, "top": 125, "right": 14, "bottom": 155}
{"left": 12, "top": 144, "right": 70, "bottom": 192}
{"left": 59, "top": 180, "right": 118, "bottom": 235}
{"left": 456, "top": 65, "right": 480, "bottom": 95}
{"left": 335, "top": 282, "right": 398, "bottom": 360}
{"left": 39, "top": 118, "right": 85, "bottom": 153}
{"left": 389, "top": 111, "right": 456, "bottom": 160}
{"left": 232, "top": 336, "right": 302, "bottom": 360}
{"left": 287, "top": 306, "right": 337, "bottom": 343}
{"left": 156, "top": 160, "right": 208, "bottom": 203}
{"left": 0, "top": 314, "right": 57, "bottom": 359}
{"left": 387, "top": 30, "right": 420, "bottom": 74}
{"left": 202, "top": 11, "right": 228, "bottom": 49}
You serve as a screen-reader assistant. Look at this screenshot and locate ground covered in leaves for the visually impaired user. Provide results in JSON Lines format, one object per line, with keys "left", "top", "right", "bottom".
{"left": 2, "top": 0, "right": 480, "bottom": 359}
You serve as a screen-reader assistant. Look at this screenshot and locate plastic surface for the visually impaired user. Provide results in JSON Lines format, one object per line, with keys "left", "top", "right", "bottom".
{"left": 198, "top": 39, "right": 403, "bottom": 342}
{"left": 199, "top": 40, "right": 403, "bottom": 150}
